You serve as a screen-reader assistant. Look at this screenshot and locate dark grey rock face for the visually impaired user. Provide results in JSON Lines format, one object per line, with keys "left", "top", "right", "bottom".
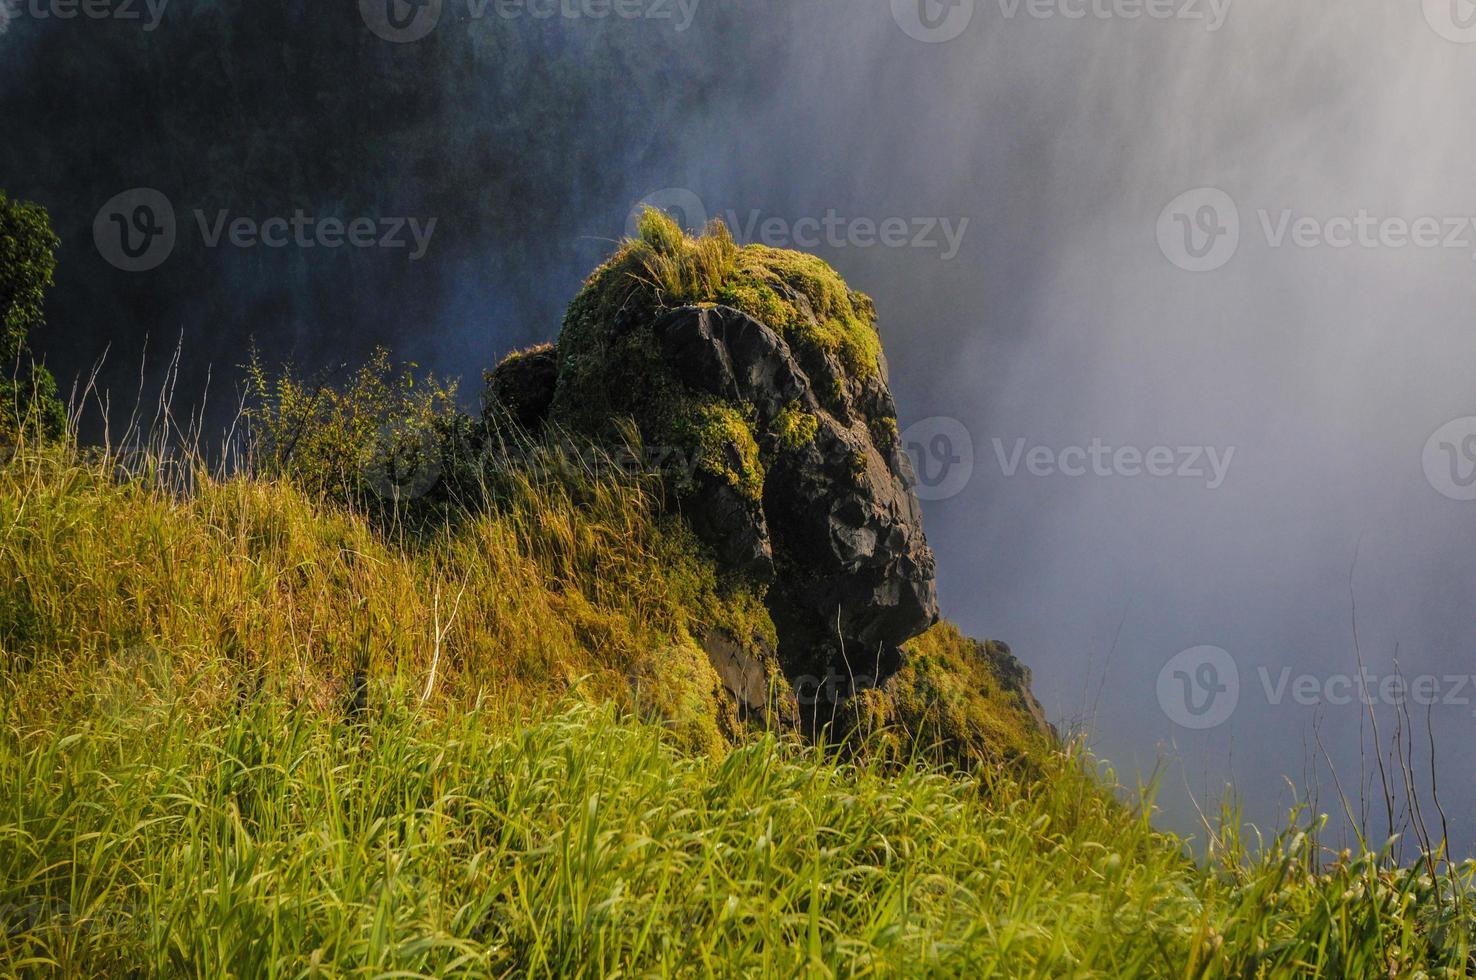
{"left": 652, "top": 305, "right": 939, "bottom": 682}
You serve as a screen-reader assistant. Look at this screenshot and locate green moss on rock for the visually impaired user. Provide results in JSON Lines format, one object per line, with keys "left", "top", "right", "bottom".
{"left": 843, "top": 621, "right": 1052, "bottom": 771}
{"left": 772, "top": 401, "right": 819, "bottom": 451}
{"left": 716, "top": 245, "right": 880, "bottom": 379}
{"left": 679, "top": 402, "right": 764, "bottom": 503}
{"left": 551, "top": 209, "right": 884, "bottom": 505}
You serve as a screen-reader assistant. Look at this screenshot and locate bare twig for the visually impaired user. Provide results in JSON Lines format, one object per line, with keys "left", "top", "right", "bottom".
{"left": 421, "top": 578, "right": 469, "bottom": 704}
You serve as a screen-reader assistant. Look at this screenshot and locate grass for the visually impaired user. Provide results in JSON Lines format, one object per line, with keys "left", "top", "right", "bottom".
{"left": 4, "top": 679, "right": 1473, "bottom": 976}
{"left": 0, "top": 434, "right": 772, "bottom": 756}
{"left": 0, "top": 440, "right": 1473, "bottom": 976}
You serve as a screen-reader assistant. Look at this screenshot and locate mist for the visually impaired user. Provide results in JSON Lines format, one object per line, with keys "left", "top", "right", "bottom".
{"left": 5, "top": 0, "right": 1475, "bottom": 852}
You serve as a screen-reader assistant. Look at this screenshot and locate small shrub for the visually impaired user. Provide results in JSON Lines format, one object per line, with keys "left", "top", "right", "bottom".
{"left": 0, "top": 191, "right": 67, "bottom": 443}
{"left": 244, "top": 345, "right": 459, "bottom": 516}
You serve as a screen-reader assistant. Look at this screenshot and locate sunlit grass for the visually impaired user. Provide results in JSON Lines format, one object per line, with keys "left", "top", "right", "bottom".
{"left": 3, "top": 685, "right": 1471, "bottom": 977}
{"left": 0, "top": 439, "right": 1472, "bottom": 976}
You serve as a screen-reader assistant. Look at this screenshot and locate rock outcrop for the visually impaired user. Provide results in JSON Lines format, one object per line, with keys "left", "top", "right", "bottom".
{"left": 482, "top": 343, "right": 559, "bottom": 430}
{"left": 482, "top": 209, "right": 1048, "bottom": 753}
{"left": 651, "top": 304, "right": 937, "bottom": 681}
{"left": 535, "top": 209, "right": 940, "bottom": 692}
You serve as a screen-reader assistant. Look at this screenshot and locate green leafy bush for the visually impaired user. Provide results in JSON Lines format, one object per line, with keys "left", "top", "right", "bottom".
{"left": 244, "top": 345, "right": 460, "bottom": 515}
{"left": 0, "top": 192, "right": 66, "bottom": 443}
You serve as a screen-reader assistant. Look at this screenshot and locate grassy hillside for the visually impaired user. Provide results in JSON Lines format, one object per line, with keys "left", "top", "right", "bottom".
{"left": 1, "top": 440, "right": 1473, "bottom": 976}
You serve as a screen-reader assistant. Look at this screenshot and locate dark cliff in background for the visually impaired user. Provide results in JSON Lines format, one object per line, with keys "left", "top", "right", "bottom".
{"left": 0, "top": 1, "right": 804, "bottom": 433}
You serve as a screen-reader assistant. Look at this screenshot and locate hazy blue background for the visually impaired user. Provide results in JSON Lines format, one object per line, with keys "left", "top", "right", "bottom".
{"left": 4, "top": 0, "right": 1474, "bottom": 854}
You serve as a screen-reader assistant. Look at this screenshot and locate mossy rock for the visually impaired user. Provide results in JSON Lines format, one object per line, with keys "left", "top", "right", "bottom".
{"left": 483, "top": 343, "right": 559, "bottom": 431}
{"left": 546, "top": 210, "right": 939, "bottom": 692}
{"left": 550, "top": 210, "right": 883, "bottom": 504}
{"left": 837, "top": 621, "right": 1055, "bottom": 772}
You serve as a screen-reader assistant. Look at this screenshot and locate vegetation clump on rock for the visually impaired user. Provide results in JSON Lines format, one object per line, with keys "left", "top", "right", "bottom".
{"left": 548, "top": 211, "right": 882, "bottom": 495}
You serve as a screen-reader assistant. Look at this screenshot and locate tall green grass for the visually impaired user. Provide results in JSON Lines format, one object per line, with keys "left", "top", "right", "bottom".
{"left": 0, "top": 432, "right": 770, "bottom": 755}
{"left": 3, "top": 682, "right": 1472, "bottom": 977}
{"left": 0, "top": 439, "right": 1473, "bottom": 976}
